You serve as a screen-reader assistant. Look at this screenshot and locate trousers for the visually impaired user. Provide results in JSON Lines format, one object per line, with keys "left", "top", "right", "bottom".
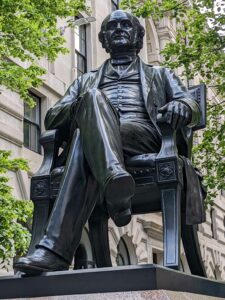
{"left": 39, "top": 89, "right": 161, "bottom": 263}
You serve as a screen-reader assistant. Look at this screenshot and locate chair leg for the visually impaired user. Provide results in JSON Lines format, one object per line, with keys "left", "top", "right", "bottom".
{"left": 161, "top": 185, "right": 181, "bottom": 270}
{"left": 88, "top": 206, "right": 112, "bottom": 268}
{"left": 181, "top": 216, "right": 207, "bottom": 277}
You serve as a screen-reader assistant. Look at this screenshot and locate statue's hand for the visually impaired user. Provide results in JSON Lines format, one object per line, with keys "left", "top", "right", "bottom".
{"left": 157, "top": 101, "right": 191, "bottom": 130}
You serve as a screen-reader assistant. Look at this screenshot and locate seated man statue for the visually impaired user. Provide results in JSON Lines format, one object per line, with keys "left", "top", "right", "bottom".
{"left": 14, "top": 10, "right": 202, "bottom": 274}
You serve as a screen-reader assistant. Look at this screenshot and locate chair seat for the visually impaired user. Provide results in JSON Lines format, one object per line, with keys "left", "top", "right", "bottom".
{"left": 50, "top": 154, "right": 159, "bottom": 200}
{"left": 126, "top": 153, "right": 157, "bottom": 186}
{"left": 125, "top": 153, "right": 157, "bottom": 168}
{"left": 50, "top": 153, "right": 158, "bottom": 180}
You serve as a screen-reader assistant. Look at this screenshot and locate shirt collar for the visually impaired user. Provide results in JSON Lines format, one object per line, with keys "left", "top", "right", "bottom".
{"left": 104, "top": 57, "right": 139, "bottom": 79}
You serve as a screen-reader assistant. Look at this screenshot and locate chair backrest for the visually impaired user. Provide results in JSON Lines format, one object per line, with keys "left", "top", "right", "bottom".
{"left": 188, "top": 84, "right": 206, "bottom": 131}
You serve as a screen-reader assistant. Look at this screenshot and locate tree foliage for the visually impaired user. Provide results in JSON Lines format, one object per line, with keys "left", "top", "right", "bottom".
{"left": 0, "top": 151, "right": 33, "bottom": 269}
{"left": 0, "top": 0, "right": 88, "bottom": 106}
{"left": 121, "top": 0, "right": 225, "bottom": 204}
{"left": 0, "top": 0, "right": 88, "bottom": 267}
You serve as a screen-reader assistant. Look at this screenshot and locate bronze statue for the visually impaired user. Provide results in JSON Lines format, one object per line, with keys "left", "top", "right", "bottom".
{"left": 14, "top": 10, "right": 204, "bottom": 274}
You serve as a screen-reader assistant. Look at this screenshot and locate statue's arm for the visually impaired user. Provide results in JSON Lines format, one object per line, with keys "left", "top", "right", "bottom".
{"left": 164, "top": 68, "right": 201, "bottom": 128}
{"left": 44, "top": 77, "right": 82, "bottom": 132}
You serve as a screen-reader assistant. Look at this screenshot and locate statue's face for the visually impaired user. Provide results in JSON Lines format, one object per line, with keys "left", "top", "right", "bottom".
{"left": 104, "top": 10, "right": 138, "bottom": 53}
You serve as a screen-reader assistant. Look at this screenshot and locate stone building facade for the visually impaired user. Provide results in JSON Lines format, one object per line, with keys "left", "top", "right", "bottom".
{"left": 0, "top": 0, "right": 224, "bottom": 279}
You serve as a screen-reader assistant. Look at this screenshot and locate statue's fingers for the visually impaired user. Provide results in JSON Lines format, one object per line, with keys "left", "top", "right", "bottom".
{"left": 157, "top": 112, "right": 163, "bottom": 121}
{"left": 175, "top": 103, "right": 185, "bottom": 128}
{"left": 185, "top": 110, "right": 190, "bottom": 125}
{"left": 165, "top": 104, "right": 174, "bottom": 125}
{"left": 171, "top": 103, "right": 180, "bottom": 129}
{"left": 156, "top": 112, "right": 167, "bottom": 123}
{"left": 158, "top": 104, "right": 168, "bottom": 113}
{"left": 177, "top": 105, "right": 191, "bottom": 128}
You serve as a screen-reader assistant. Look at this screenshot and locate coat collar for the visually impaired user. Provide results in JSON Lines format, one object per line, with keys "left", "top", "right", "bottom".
{"left": 139, "top": 58, "right": 155, "bottom": 105}
{"left": 103, "top": 57, "right": 139, "bottom": 80}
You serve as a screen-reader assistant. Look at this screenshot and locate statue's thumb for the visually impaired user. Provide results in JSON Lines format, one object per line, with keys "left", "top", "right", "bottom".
{"left": 158, "top": 105, "right": 167, "bottom": 113}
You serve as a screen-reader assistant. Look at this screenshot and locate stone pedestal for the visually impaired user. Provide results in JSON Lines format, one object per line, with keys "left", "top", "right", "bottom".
{"left": 1, "top": 265, "right": 225, "bottom": 299}
{"left": 9, "top": 290, "right": 223, "bottom": 300}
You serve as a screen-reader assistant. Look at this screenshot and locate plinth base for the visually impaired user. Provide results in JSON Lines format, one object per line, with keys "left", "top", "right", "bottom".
{"left": 8, "top": 290, "right": 224, "bottom": 300}
{"left": 0, "top": 265, "right": 225, "bottom": 299}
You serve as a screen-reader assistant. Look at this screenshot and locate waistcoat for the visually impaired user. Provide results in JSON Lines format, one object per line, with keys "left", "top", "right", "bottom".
{"left": 99, "top": 58, "right": 150, "bottom": 123}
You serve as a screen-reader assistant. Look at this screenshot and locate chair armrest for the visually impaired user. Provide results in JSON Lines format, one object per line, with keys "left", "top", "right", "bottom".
{"left": 156, "top": 121, "right": 178, "bottom": 159}
{"left": 34, "top": 129, "right": 63, "bottom": 177}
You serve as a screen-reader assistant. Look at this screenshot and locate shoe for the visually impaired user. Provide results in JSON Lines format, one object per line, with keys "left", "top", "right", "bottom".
{"left": 112, "top": 208, "right": 132, "bottom": 227}
{"left": 13, "top": 248, "right": 70, "bottom": 275}
{"left": 104, "top": 171, "right": 135, "bottom": 227}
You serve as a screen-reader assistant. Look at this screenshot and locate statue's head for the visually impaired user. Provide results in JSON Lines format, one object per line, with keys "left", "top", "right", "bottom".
{"left": 98, "top": 10, "right": 145, "bottom": 54}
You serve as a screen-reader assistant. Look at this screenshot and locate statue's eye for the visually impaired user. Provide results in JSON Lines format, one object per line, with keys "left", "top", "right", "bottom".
{"left": 121, "top": 20, "right": 132, "bottom": 28}
{"left": 107, "top": 21, "right": 117, "bottom": 30}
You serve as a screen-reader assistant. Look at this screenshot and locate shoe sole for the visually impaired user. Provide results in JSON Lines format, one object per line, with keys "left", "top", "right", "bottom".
{"left": 14, "top": 263, "right": 68, "bottom": 275}
{"left": 105, "top": 174, "right": 135, "bottom": 226}
{"left": 112, "top": 208, "right": 132, "bottom": 227}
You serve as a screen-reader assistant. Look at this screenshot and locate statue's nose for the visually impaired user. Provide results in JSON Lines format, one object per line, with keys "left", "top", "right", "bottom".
{"left": 116, "top": 22, "right": 122, "bottom": 29}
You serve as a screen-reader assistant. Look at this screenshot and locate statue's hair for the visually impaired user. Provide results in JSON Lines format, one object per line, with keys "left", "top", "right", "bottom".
{"left": 98, "top": 10, "right": 145, "bottom": 54}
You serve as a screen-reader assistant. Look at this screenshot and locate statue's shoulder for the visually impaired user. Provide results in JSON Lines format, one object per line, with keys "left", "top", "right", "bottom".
{"left": 74, "top": 68, "right": 99, "bottom": 84}
{"left": 145, "top": 64, "right": 166, "bottom": 72}
{"left": 83, "top": 68, "right": 99, "bottom": 77}
{"left": 90, "top": 67, "right": 100, "bottom": 73}
{"left": 140, "top": 60, "right": 165, "bottom": 73}
{"left": 82, "top": 66, "right": 102, "bottom": 78}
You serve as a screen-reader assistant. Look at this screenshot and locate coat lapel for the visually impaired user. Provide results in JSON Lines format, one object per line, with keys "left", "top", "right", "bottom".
{"left": 139, "top": 58, "right": 155, "bottom": 108}
{"left": 89, "top": 60, "right": 109, "bottom": 89}
{"left": 139, "top": 58, "right": 161, "bottom": 135}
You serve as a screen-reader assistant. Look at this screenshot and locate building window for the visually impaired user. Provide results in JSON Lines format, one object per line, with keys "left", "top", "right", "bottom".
{"left": 111, "top": 0, "right": 120, "bottom": 11}
{"left": 153, "top": 253, "right": 158, "bottom": 264}
{"left": 152, "top": 250, "right": 163, "bottom": 265}
{"left": 116, "top": 238, "right": 130, "bottom": 266}
{"left": 75, "top": 22, "right": 87, "bottom": 77}
{"left": 23, "top": 92, "right": 41, "bottom": 153}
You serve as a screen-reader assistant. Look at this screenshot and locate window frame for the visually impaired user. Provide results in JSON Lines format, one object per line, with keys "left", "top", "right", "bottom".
{"left": 23, "top": 92, "right": 41, "bottom": 154}
{"left": 75, "top": 19, "right": 87, "bottom": 77}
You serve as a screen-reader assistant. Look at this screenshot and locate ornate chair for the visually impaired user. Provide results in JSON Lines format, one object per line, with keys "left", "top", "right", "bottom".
{"left": 27, "top": 84, "right": 207, "bottom": 277}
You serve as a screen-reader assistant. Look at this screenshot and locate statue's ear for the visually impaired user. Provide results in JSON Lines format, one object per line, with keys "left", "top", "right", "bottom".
{"left": 98, "top": 30, "right": 110, "bottom": 53}
{"left": 140, "top": 27, "right": 145, "bottom": 38}
{"left": 136, "top": 25, "right": 145, "bottom": 53}
{"left": 98, "top": 30, "right": 103, "bottom": 43}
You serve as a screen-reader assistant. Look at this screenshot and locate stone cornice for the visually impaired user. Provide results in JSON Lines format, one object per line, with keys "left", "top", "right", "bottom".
{"left": 142, "top": 220, "right": 163, "bottom": 241}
